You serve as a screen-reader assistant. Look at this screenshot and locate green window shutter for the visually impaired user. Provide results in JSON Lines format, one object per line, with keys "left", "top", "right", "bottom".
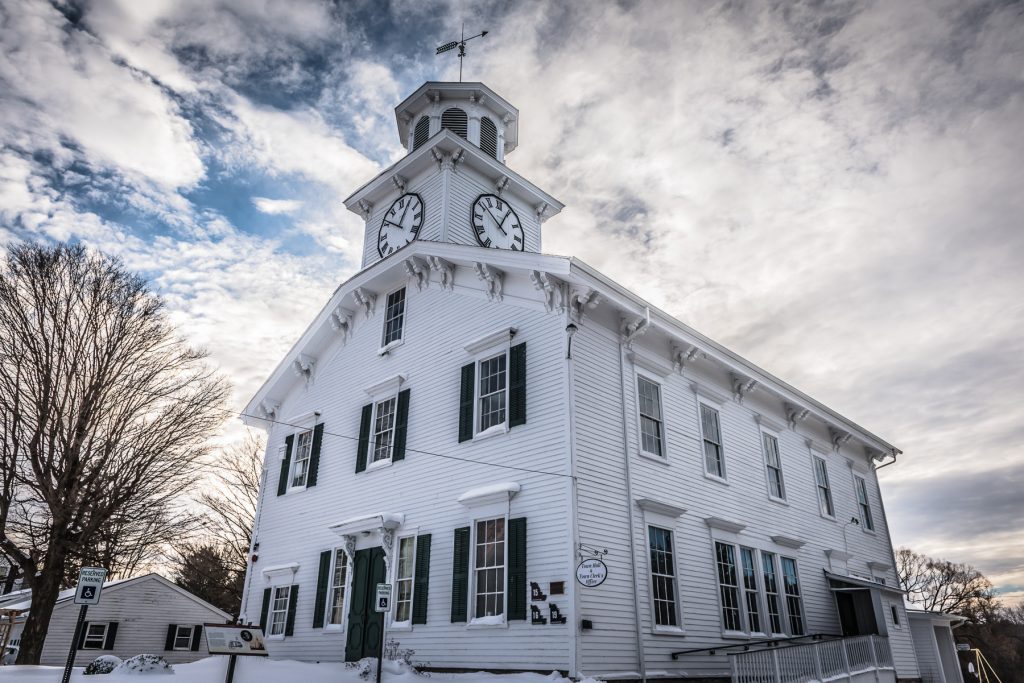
{"left": 284, "top": 585, "right": 299, "bottom": 636}
{"left": 164, "top": 624, "right": 176, "bottom": 651}
{"left": 509, "top": 343, "right": 527, "bottom": 427}
{"left": 458, "top": 363, "right": 475, "bottom": 443}
{"left": 103, "top": 622, "right": 118, "bottom": 650}
{"left": 313, "top": 550, "right": 332, "bottom": 628}
{"left": 190, "top": 625, "right": 203, "bottom": 651}
{"left": 450, "top": 526, "right": 470, "bottom": 622}
{"left": 412, "top": 534, "right": 431, "bottom": 624}
{"left": 393, "top": 389, "right": 411, "bottom": 462}
{"left": 356, "top": 404, "right": 373, "bottom": 473}
{"left": 307, "top": 423, "right": 324, "bottom": 487}
{"left": 507, "top": 517, "right": 527, "bottom": 620}
{"left": 277, "top": 434, "right": 294, "bottom": 496}
{"left": 259, "top": 588, "right": 271, "bottom": 632}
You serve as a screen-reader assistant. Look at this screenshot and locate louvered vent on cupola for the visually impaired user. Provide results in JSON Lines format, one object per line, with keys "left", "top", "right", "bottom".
{"left": 441, "top": 107, "right": 468, "bottom": 139}
{"left": 479, "top": 117, "right": 498, "bottom": 158}
{"left": 412, "top": 116, "right": 430, "bottom": 150}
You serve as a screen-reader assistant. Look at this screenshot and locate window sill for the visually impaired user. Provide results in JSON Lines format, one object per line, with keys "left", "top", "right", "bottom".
{"left": 820, "top": 513, "right": 838, "bottom": 523}
{"left": 703, "top": 473, "right": 729, "bottom": 485}
{"left": 266, "top": 634, "right": 285, "bottom": 641}
{"left": 861, "top": 527, "right": 877, "bottom": 535}
{"left": 323, "top": 624, "right": 344, "bottom": 633}
{"left": 638, "top": 451, "right": 670, "bottom": 465}
{"left": 389, "top": 622, "right": 412, "bottom": 632}
{"left": 767, "top": 496, "right": 789, "bottom": 506}
{"left": 719, "top": 631, "right": 755, "bottom": 641}
{"left": 366, "top": 458, "right": 393, "bottom": 472}
{"left": 378, "top": 339, "right": 404, "bottom": 356}
{"left": 286, "top": 485, "right": 308, "bottom": 494}
{"left": 652, "top": 625, "right": 686, "bottom": 636}
{"left": 473, "top": 423, "right": 508, "bottom": 442}
{"left": 467, "top": 617, "right": 507, "bottom": 629}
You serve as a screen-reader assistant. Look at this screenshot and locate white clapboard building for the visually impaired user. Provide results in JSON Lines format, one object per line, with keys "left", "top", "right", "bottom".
{"left": 240, "top": 81, "right": 922, "bottom": 682}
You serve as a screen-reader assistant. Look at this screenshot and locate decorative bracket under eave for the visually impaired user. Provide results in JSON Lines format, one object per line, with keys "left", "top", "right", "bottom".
{"left": 438, "top": 149, "right": 465, "bottom": 173}
{"left": 352, "top": 287, "right": 377, "bottom": 317}
{"left": 428, "top": 256, "right": 455, "bottom": 291}
{"left": 535, "top": 202, "right": 551, "bottom": 223}
{"left": 569, "top": 287, "right": 601, "bottom": 324}
{"left": 784, "top": 402, "right": 810, "bottom": 429}
{"left": 731, "top": 373, "right": 758, "bottom": 403}
{"left": 829, "top": 427, "right": 853, "bottom": 451}
{"left": 292, "top": 353, "right": 316, "bottom": 380}
{"left": 474, "top": 262, "right": 504, "bottom": 302}
{"left": 864, "top": 445, "right": 888, "bottom": 463}
{"left": 357, "top": 200, "right": 374, "bottom": 221}
{"left": 391, "top": 174, "right": 407, "bottom": 194}
{"left": 495, "top": 175, "right": 510, "bottom": 195}
{"left": 530, "top": 270, "right": 565, "bottom": 314}
{"left": 671, "top": 343, "right": 701, "bottom": 373}
{"left": 621, "top": 308, "right": 650, "bottom": 348}
{"left": 404, "top": 256, "right": 429, "bottom": 291}
{"left": 330, "top": 305, "right": 356, "bottom": 342}
{"left": 259, "top": 400, "right": 280, "bottom": 422}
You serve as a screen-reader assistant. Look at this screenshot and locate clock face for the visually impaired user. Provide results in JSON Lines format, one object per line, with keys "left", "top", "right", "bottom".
{"left": 377, "top": 193, "right": 423, "bottom": 258}
{"left": 471, "top": 194, "right": 524, "bottom": 251}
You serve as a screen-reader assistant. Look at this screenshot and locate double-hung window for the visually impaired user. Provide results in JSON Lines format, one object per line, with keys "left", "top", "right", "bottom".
{"left": 458, "top": 336, "right": 526, "bottom": 442}
{"left": 763, "top": 434, "right": 786, "bottom": 500}
{"left": 714, "top": 542, "right": 743, "bottom": 631}
{"left": 740, "top": 548, "right": 763, "bottom": 634}
{"left": 637, "top": 377, "right": 664, "bottom": 457}
{"left": 813, "top": 456, "right": 835, "bottom": 518}
{"left": 172, "top": 625, "right": 193, "bottom": 650}
{"left": 478, "top": 353, "right": 507, "bottom": 433}
{"left": 762, "top": 551, "right": 784, "bottom": 634}
{"left": 382, "top": 287, "right": 406, "bottom": 347}
{"left": 328, "top": 550, "right": 348, "bottom": 626}
{"left": 394, "top": 537, "right": 416, "bottom": 623}
{"left": 82, "top": 623, "right": 108, "bottom": 649}
{"left": 473, "top": 517, "right": 506, "bottom": 618}
{"left": 648, "top": 526, "right": 678, "bottom": 627}
{"left": 372, "top": 396, "right": 398, "bottom": 464}
{"left": 269, "top": 585, "right": 291, "bottom": 636}
{"left": 854, "top": 475, "right": 875, "bottom": 531}
{"left": 781, "top": 557, "right": 805, "bottom": 635}
{"left": 701, "top": 404, "right": 726, "bottom": 479}
{"left": 290, "top": 429, "right": 313, "bottom": 488}
{"left": 714, "top": 544, "right": 802, "bottom": 637}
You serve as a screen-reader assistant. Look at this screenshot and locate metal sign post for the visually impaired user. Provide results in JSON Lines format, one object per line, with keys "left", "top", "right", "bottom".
{"left": 375, "top": 583, "right": 392, "bottom": 683}
{"left": 62, "top": 567, "right": 107, "bottom": 683}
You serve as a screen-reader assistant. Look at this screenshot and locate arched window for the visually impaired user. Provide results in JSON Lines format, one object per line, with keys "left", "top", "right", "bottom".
{"left": 441, "top": 107, "right": 468, "bottom": 139}
{"left": 479, "top": 117, "right": 498, "bottom": 158}
{"left": 412, "top": 116, "right": 430, "bottom": 151}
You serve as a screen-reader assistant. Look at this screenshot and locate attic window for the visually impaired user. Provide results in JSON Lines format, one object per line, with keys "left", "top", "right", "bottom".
{"left": 480, "top": 117, "right": 498, "bottom": 158}
{"left": 441, "top": 107, "right": 468, "bottom": 139}
{"left": 412, "top": 116, "right": 430, "bottom": 150}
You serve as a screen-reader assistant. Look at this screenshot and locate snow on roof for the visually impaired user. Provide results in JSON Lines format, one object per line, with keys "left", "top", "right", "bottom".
{"left": 457, "top": 482, "right": 522, "bottom": 505}
{"left": 328, "top": 512, "right": 405, "bottom": 536}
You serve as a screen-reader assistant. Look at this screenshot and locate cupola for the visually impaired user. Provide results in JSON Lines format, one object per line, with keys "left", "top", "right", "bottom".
{"left": 394, "top": 82, "right": 519, "bottom": 163}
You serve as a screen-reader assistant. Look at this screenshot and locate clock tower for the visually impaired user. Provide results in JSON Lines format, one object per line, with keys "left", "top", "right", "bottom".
{"left": 343, "top": 82, "right": 563, "bottom": 269}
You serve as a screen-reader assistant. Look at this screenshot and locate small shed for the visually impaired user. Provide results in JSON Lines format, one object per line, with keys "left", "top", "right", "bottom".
{"left": 906, "top": 604, "right": 966, "bottom": 683}
{"left": 0, "top": 573, "right": 231, "bottom": 666}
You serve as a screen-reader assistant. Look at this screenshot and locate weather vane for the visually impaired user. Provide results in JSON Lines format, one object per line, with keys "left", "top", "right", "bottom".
{"left": 436, "top": 23, "right": 488, "bottom": 82}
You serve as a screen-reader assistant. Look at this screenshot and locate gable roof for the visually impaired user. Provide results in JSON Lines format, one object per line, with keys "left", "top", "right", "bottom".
{"left": 242, "top": 240, "right": 900, "bottom": 461}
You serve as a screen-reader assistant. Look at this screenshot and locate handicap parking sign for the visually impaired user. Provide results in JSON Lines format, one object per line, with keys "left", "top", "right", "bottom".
{"left": 374, "top": 583, "right": 391, "bottom": 613}
{"left": 74, "top": 567, "right": 107, "bottom": 605}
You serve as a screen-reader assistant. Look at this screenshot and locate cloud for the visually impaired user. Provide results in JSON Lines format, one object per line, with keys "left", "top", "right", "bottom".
{"left": 252, "top": 197, "right": 304, "bottom": 215}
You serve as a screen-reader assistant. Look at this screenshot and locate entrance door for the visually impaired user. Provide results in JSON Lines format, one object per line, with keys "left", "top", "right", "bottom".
{"left": 345, "top": 547, "right": 386, "bottom": 662}
{"left": 834, "top": 589, "right": 879, "bottom": 636}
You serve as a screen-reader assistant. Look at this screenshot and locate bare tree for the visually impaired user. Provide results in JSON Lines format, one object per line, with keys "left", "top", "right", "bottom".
{"left": 896, "top": 547, "right": 999, "bottom": 622}
{"left": 0, "top": 243, "right": 229, "bottom": 664}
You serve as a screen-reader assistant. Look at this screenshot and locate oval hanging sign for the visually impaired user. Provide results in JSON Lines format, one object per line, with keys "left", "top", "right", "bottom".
{"left": 576, "top": 558, "right": 608, "bottom": 587}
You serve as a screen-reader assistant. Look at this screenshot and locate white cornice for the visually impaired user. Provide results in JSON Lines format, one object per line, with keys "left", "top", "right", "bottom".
{"left": 628, "top": 351, "right": 673, "bottom": 378}
{"left": 365, "top": 374, "right": 406, "bottom": 397}
{"left": 464, "top": 327, "right": 516, "bottom": 354}
{"left": 755, "top": 414, "right": 787, "bottom": 434}
{"left": 705, "top": 517, "right": 746, "bottom": 534}
{"left": 771, "top": 535, "right": 806, "bottom": 549}
{"left": 637, "top": 498, "right": 687, "bottom": 519}
{"left": 691, "top": 382, "right": 730, "bottom": 406}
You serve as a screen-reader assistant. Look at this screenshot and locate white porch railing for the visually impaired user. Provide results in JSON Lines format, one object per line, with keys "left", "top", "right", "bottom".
{"left": 730, "top": 634, "right": 894, "bottom": 683}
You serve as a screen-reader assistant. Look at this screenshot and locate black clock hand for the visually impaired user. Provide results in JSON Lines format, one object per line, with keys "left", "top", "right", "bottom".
{"left": 486, "top": 207, "right": 508, "bottom": 236}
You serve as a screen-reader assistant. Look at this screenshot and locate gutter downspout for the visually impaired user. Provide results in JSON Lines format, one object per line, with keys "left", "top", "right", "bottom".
{"left": 618, "top": 341, "right": 647, "bottom": 682}
{"left": 566, "top": 318, "right": 582, "bottom": 678}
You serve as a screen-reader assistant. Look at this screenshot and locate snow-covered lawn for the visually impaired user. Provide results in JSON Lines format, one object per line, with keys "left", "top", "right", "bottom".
{"left": 0, "top": 658, "right": 585, "bottom": 683}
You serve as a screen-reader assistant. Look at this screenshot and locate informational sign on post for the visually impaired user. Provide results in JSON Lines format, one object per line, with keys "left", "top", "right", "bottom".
{"left": 74, "top": 567, "right": 107, "bottom": 605}
{"left": 204, "top": 624, "right": 269, "bottom": 656}
{"left": 375, "top": 583, "right": 392, "bottom": 613}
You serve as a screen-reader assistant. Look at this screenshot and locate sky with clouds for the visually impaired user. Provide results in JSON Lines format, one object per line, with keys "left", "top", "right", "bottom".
{"left": 0, "top": 0, "right": 1021, "bottom": 603}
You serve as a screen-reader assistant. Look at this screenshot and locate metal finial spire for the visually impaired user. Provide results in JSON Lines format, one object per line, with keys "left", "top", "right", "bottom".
{"left": 436, "top": 23, "right": 488, "bottom": 82}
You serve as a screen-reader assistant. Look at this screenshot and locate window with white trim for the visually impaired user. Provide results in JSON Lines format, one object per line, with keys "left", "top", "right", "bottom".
{"left": 762, "top": 551, "right": 785, "bottom": 634}
{"left": 715, "top": 542, "right": 742, "bottom": 631}
{"left": 701, "top": 404, "right": 726, "bottom": 478}
{"left": 763, "top": 433, "right": 786, "bottom": 500}
{"left": 478, "top": 353, "right": 507, "bottom": 433}
{"left": 371, "top": 396, "right": 398, "bottom": 464}
{"left": 637, "top": 377, "right": 664, "bottom": 457}
{"left": 648, "top": 526, "right": 678, "bottom": 627}
{"left": 781, "top": 557, "right": 805, "bottom": 635}
{"left": 813, "top": 456, "right": 835, "bottom": 518}
{"left": 327, "top": 550, "right": 348, "bottom": 626}
{"left": 82, "top": 623, "right": 108, "bottom": 649}
{"left": 394, "top": 536, "right": 415, "bottom": 623}
{"left": 269, "top": 585, "right": 291, "bottom": 636}
{"left": 890, "top": 604, "right": 901, "bottom": 627}
{"left": 382, "top": 287, "right": 406, "bottom": 346}
{"left": 290, "top": 430, "right": 313, "bottom": 488}
{"left": 854, "top": 475, "right": 875, "bottom": 531}
{"left": 172, "top": 625, "right": 193, "bottom": 650}
{"left": 473, "top": 517, "right": 506, "bottom": 618}
{"left": 740, "top": 547, "right": 764, "bottom": 634}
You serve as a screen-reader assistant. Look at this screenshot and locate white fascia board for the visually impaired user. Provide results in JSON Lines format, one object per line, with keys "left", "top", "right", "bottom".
{"left": 342, "top": 130, "right": 563, "bottom": 219}
{"left": 242, "top": 243, "right": 573, "bottom": 424}
{"left": 565, "top": 257, "right": 901, "bottom": 456}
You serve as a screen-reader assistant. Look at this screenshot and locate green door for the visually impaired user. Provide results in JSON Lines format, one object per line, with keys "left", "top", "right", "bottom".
{"left": 345, "top": 547, "right": 386, "bottom": 661}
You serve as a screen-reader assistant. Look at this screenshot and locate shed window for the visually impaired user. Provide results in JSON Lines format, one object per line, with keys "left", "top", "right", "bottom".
{"left": 82, "top": 623, "right": 108, "bottom": 649}
{"left": 412, "top": 116, "right": 430, "bottom": 150}
{"left": 441, "top": 108, "right": 468, "bottom": 139}
{"left": 173, "top": 625, "right": 193, "bottom": 650}
{"left": 480, "top": 117, "right": 498, "bottom": 158}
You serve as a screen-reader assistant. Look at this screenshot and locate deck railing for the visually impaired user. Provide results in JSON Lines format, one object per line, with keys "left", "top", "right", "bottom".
{"left": 730, "top": 634, "right": 894, "bottom": 683}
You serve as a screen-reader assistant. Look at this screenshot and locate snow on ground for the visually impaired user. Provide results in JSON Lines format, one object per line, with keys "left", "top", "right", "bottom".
{"left": 0, "top": 657, "right": 595, "bottom": 683}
